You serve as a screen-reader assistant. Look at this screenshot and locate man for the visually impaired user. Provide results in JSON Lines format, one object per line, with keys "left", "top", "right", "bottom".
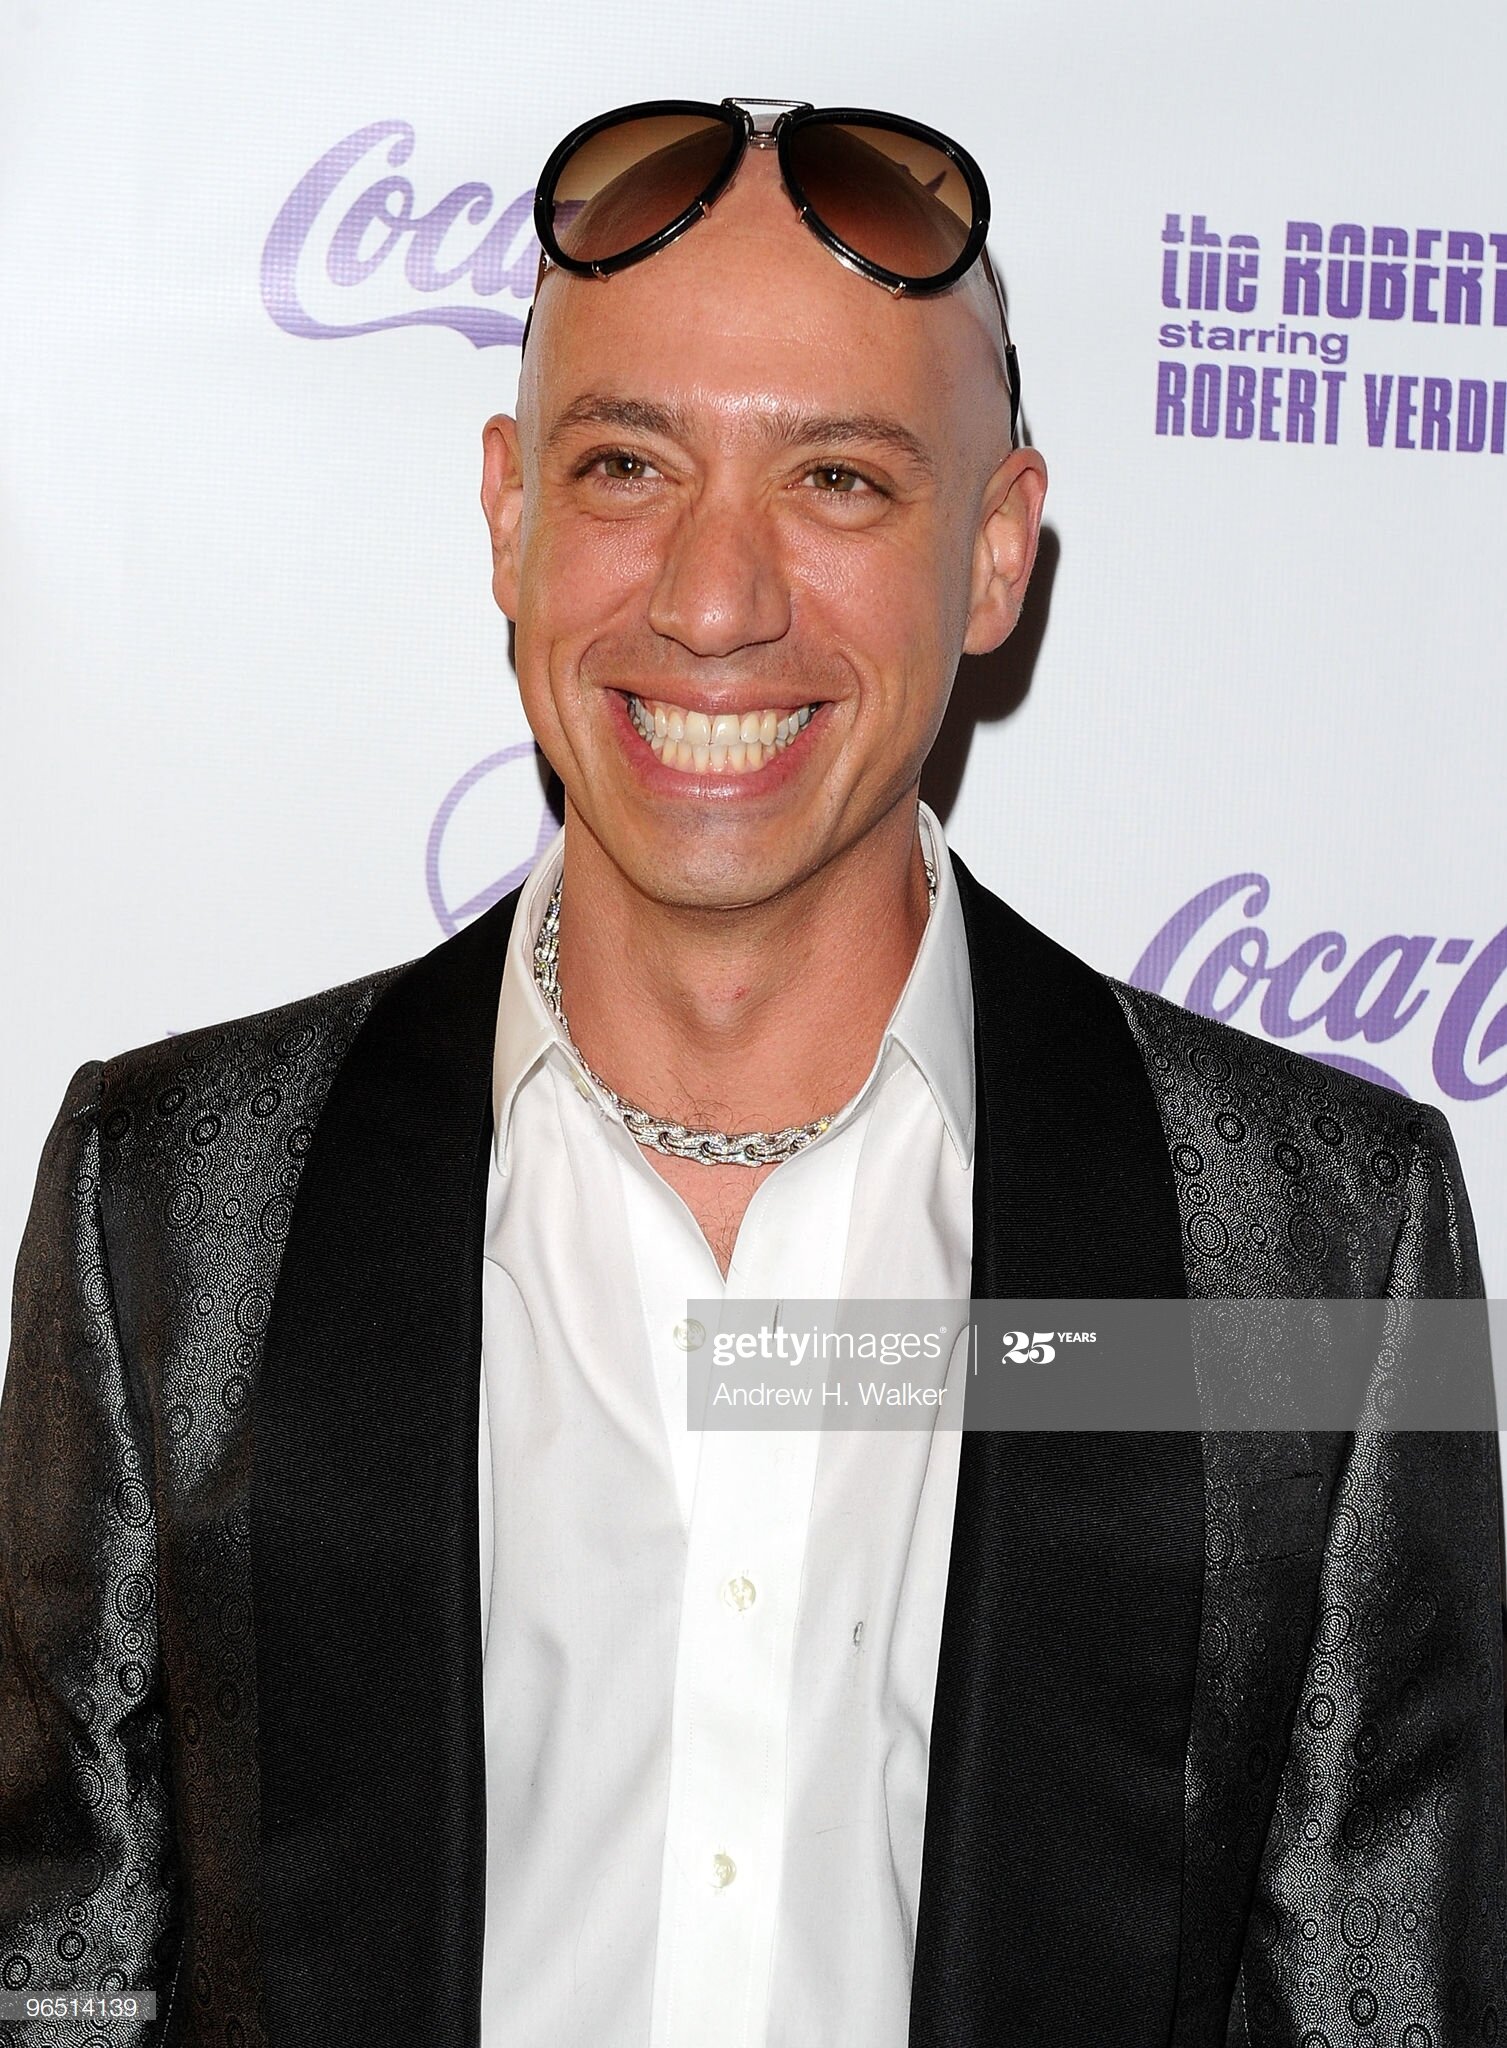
{"left": 2, "top": 95, "right": 1502, "bottom": 2048}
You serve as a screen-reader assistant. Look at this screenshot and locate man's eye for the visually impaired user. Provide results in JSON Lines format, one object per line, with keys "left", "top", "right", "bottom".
{"left": 583, "top": 450, "right": 654, "bottom": 483}
{"left": 806, "top": 464, "right": 867, "bottom": 493}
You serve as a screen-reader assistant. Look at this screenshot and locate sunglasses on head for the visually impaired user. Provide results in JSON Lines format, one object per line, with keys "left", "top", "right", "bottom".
{"left": 530, "top": 96, "right": 1021, "bottom": 444}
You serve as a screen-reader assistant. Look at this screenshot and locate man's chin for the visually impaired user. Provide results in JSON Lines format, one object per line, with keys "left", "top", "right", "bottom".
{"left": 582, "top": 814, "right": 821, "bottom": 916}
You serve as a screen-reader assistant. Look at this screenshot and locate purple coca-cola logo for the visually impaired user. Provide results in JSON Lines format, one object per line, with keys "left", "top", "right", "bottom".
{"left": 426, "top": 744, "right": 559, "bottom": 937}
{"left": 1130, "top": 873, "right": 1507, "bottom": 1103}
{"left": 261, "top": 119, "right": 537, "bottom": 348}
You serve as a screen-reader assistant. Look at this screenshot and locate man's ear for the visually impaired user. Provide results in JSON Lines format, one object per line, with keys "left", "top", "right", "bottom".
{"left": 962, "top": 447, "right": 1048, "bottom": 655}
{"left": 480, "top": 414, "right": 525, "bottom": 620}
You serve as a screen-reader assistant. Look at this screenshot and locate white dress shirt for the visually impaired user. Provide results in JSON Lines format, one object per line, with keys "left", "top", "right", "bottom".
{"left": 477, "top": 802, "right": 975, "bottom": 2046}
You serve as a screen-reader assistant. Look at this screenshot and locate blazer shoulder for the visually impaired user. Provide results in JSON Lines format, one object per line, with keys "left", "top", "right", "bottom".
{"left": 89, "top": 959, "right": 414, "bottom": 1191}
{"left": 1105, "top": 976, "right": 1438, "bottom": 1149}
{"left": 1103, "top": 978, "right": 1468, "bottom": 1295}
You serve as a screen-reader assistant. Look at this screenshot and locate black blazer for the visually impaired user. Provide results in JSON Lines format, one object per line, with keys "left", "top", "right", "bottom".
{"left": 2, "top": 855, "right": 1502, "bottom": 2046}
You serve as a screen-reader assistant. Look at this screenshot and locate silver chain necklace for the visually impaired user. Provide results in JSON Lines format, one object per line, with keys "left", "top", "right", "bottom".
{"left": 532, "top": 853, "right": 937, "bottom": 1167}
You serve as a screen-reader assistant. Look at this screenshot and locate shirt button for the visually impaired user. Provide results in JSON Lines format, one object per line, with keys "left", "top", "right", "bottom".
{"left": 721, "top": 1575, "right": 757, "bottom": 1613}
{"left": 711, "top": 1852, "right": 737, "bottom": 1889}
{"left": 672, "top": 1319, "right": 706, "bottom": 1351}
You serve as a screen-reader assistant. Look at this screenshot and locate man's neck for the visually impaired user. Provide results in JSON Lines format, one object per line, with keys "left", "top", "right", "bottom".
{"left": 552, "top": 801, "right": 935, "bottom": 1139}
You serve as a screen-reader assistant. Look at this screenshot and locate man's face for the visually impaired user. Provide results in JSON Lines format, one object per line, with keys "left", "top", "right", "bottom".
{"left": 482, "top": 148, "right": 1045, "bottom": 911}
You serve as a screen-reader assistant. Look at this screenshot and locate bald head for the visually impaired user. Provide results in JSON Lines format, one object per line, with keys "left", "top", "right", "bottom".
{"left": 519, "top": 145, "right": 1013, "bottom": 458}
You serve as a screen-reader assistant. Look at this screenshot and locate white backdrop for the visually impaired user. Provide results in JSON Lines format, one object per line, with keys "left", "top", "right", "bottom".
{"left": 5, "top": 3, "right": 1505, "bottom": 1358}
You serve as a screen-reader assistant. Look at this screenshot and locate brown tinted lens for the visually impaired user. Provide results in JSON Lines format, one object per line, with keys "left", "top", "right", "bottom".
{"left": 550, "top": 114, "right": 737, "bottom": 264}
{"left": 786, "top": 120, "right": 972, "bottom": 279}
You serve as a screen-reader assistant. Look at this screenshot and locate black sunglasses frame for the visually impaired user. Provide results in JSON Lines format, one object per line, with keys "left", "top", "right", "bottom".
{"left": 530, "top": 96, "right": 1021, "bottom": 443}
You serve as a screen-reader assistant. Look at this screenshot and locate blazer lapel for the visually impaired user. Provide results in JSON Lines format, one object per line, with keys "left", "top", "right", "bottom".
{"left": 253, "top": 886, "right": 522, "bottom": 2048}
{"left": 910, "top": 857, "right": 1204, "bottom": 2047}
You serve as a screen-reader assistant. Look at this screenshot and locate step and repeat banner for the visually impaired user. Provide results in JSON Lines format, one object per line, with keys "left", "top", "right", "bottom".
{"left": 4, "top": 5, "right": 1504, "bottom": 1351}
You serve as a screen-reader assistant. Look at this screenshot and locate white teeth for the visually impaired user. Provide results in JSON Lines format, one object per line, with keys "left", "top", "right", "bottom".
{"left": 626, "top": 695, "right": 819, "bottom": 776}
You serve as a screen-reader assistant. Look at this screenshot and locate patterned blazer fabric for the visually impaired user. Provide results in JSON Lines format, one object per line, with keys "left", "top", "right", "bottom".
{"left": 1, "top": 973, "right": 397, "bottom": 2047}
{"left": 1112, "top": 983, "right": 1506, "bottom": 2046}
{"left": 0, "top": 875, "right": 1501, "bottom": 2047}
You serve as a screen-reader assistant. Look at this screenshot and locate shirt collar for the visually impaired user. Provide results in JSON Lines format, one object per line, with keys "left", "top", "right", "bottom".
{"left": 885, "top": 801, "right": 975, "bottom": 1167}
{"left": 491, "top": 799, "right": 974, "bottom": 1173}
{"left": 491, "top": 826, "right": 573, "bottom": 1171}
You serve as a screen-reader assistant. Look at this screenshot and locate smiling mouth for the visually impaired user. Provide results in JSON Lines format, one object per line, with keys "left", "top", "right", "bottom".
{"left": 625, "top": 693, "right": 819, "bottom": 775}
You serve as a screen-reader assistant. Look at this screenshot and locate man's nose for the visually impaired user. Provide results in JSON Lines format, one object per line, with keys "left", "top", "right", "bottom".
{"left": 646, "top": 499, "right": 792, "bottom": 657}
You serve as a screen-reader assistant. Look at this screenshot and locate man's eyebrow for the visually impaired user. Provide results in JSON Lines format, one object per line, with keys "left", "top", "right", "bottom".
{"left": 545, "top": 394, "right": 696, "bottom": 447}
{"left": 764, "top": 409, "right": 935, "bottom": 475}
{"left": 545, "top": 394, "right": 935, "bottom": 475}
